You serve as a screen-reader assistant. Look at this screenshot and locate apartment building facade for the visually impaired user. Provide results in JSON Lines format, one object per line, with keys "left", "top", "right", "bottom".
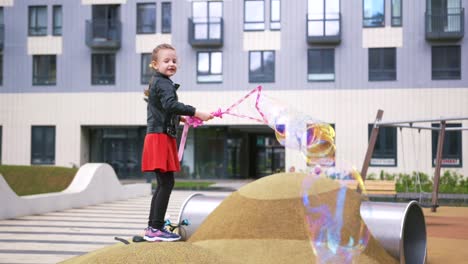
{"left": 0, "top": 0, "right": 467, "bottom": 179}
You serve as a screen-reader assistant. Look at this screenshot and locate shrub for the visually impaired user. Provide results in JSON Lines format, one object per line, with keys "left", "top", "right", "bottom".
{"left": 0, "top": 165, "right": 77, "bottom": 196}
{"left": 395, "top": 170, "right": 467, "bottom": 194}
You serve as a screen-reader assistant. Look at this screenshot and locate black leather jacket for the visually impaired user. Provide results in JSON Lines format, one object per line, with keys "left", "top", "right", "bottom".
{"left": 146, "top": 72, "right": 196, "bottom": 137}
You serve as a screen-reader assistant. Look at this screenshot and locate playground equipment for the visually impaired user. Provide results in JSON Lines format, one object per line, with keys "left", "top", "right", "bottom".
{"left": 178, "top": 194, "right": 427, "bottom": 264}
{"left": 360, "top": 200, "right": 427, "bottom": 263}
{"left": 177, "top": 193, "right": 228, "bottom": 239}
{"left": 361, "top": 110, "right": 468, "bottom": 212}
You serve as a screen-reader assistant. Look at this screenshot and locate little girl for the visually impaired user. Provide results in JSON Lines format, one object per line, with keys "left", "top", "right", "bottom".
{"left": 142, "top": 43, "right": 213, "bottom": 242}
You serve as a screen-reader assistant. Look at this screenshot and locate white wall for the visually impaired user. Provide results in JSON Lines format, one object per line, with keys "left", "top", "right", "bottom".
{"left": 1, "top": 88, "right": 467, "bottom": 176}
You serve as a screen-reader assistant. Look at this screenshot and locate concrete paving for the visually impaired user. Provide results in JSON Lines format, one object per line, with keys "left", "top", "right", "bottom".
{"left": 0, "top": 189, "right": 234, "bottom": 264}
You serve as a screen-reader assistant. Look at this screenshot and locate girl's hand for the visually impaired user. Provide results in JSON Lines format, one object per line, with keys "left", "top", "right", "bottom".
{"left": 195, "top": 111, "right": 214, "bottom": 121}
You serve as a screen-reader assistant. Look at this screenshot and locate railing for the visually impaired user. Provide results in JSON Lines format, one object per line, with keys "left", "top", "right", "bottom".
{"left": 92, "top": 73, "right": 115, "bottom": 85}
{"left": 369, "top": 69, "right": 396, "bottom": 81}
{"left": 33, "top": 75, "right": 56, "bottom": 86}
{"left": 85, "top": 19, "right": 121, "bottom": 49}
{"left": 141, "top": 73, "right": 152, "bottom": 84}
{"left": 137, "top": 23, "right": 156, "bottom": 34}
{"left": 28, "top": 26, "right": 47, "bottom": 36}
{"left": 306, "top": 13, "right": 341, "bottom": 44}
{"left": 188, "top": 17, "right": 223, "bottom": 47}
{"left": 53, "top": 25, "right": 62, "bottom": 36}
{"left": 426, "top": 8, "right": 464, "bottom": 40}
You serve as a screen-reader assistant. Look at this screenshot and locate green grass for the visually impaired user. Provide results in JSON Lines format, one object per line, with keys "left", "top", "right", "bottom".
{"left": 151, "top": 181, "right": 216, "bottom": 190}
{"left": 0, "top": 165, "right": 78, "bottom": 196}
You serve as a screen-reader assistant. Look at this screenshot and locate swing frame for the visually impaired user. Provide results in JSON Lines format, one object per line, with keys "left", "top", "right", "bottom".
{"left": 360, "top": 109, "right": 468, "bottom": 212}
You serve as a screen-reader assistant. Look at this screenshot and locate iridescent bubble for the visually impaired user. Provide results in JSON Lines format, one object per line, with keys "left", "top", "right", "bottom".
{"left": 254, "top": 88, "right": 368, "bottom": 262}
{"left": 302, "top": 164, "right": 370, "bottom": 263}
{"left": 223, "top": 87, "right": 370, "bottom": 262}
{"left": 304, "top": 123, "right": 336, "bottom": 166}
{"left": 274, "top": 123, "right": 286, "bottom": 145}
{"left": 256, "top": 93, "right": 336, "bottom": 166}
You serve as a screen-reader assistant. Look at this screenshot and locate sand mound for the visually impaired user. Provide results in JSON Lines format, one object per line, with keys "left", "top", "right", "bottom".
{"left": 189, "top": 173, "right": 398, "bottom": 263}
{"left": 63, "top": 173, "right": 398, "bottom": 263}
{"left": 61, "top": 242, "right": 232, "bottom": 264}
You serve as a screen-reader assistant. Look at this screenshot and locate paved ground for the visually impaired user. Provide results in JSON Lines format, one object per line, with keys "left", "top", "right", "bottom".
{"left": 0, "top": 190, "right": 230, "bottom": 264}
{"left": 1, "top": 178, "right": 466, "bottom": 264}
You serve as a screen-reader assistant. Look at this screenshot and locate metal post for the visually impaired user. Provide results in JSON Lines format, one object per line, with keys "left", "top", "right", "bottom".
{"left": 431, "top": 121, "right": 446, "bottom": 212}
{"left": 359, "top": 110, "right": 384, "bottom": 193}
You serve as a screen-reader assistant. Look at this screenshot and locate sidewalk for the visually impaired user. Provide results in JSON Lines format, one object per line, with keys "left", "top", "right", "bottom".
{"left": 0, "top": 189, "right": 236, "bottom": 264}
{"left": 120, "top": 178, "right": 254, "bottom": 190}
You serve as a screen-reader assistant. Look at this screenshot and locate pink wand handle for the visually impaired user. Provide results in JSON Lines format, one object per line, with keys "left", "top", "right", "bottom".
{"left": 178, "top": 122, "right": 190, "bottom": 162}
{"left": 177, "top": 86, "right": 266, "bottom": 162}
{"left": 177, "top": 111, "right": 218, "bottom": 162}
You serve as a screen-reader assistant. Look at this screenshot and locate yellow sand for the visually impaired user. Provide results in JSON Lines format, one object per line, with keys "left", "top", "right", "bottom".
{"left": 63, "top": 173, "right": 402, "bottom": 264}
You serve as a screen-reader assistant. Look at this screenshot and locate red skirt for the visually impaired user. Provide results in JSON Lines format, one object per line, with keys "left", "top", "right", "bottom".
{"left": 141, "top": 133, "right": 180, "bottom": 172}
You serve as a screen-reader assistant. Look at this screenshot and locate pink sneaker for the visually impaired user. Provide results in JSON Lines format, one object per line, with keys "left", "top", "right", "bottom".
{"left": 143, "top": 227, "right": 181, "bottom": 242}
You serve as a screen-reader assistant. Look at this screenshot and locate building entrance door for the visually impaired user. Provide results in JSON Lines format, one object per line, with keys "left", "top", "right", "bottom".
{"left": 252, "top": 134, "right": 285, "bottom": 178}
{"left": 89, "top": 127, "right": 145, "bottom": 178}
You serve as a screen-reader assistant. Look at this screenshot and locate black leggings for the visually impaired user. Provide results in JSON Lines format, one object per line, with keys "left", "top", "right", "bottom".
{"left": 148, "top": 170, "right": 174, "bottom": 229}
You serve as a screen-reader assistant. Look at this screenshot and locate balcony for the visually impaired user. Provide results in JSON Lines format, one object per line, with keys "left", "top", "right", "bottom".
{"left": 188, "top": 17, "right": 223, "bottom": 47}
{"left": 306, "top": 13, "right": 341, "bottom": 44}
{"left": 0, "top": 25, "right": 4, "bottom": 51}
{"left": 426, "top": 8, "right": 464, "bottom": 41}
{"left": 86, "top": 19, "right": 121, "bottom": 50}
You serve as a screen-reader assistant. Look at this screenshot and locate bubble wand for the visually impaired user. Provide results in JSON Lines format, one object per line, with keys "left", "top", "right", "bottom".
{"left": 178, "top": 86, "right": 267, "bottom": 161}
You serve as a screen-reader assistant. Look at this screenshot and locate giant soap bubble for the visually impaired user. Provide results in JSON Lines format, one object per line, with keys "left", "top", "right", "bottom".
{"left": 302, "top": 163, "right": 370, "bottom": 263}
{"left": 187, "top": 86, "right": 371, "bottom": 263}
{"left": 251, "top": 87, "right": 370, "bottom": 263}
{"left": 256, "top": 91, "right": 336, "bottom": 167}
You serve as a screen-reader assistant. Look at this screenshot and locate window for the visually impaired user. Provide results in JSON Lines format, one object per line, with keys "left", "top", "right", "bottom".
{"left": 249, "top": 51, "right": 275, "bottom": 83}
{"left": 363, "top": 0, "right": 384, "bottom": 27}
{"left": 391, "top": 0, "right": 402, "bottom": 26}
{"left": 369, "top": 48, "right": 396, "bottom": 81}
{"left": 432, "top": 123, "right": 462, "bottom": 167}
{"left": 369, "top": 125, "right": 397, "bottom": 166}
{"left": 137, "top": 3, "right": 156, "bottom": 34}
{"left": 33, "top": 55, "right": 56, "bottom": 85}
{"left": 244, "top": 0, "right": 265, "bottom": 30}
{"left": 0, "top": 126, "right": 2, "bottom": 165}
{"left": 432, "top": 46, "right": 461, "bottom": 80}
{"left": 0, "top": 7, "right": 4, "bottom": 45}
{"left": 29, "top": 6, "right": 47, "bottom": 36}
{"left": 31, "top": 126, "right": 55, "bottom": 165}
{"left": 192, "top": 1, "right": 222, "bottom": 40}
{"left": 161, "top": 2, "right": 172, "bottom": 33}
{"left": 308, "top": 49, "right": 335, "bottom": 81}
{"left": 0, "top": 54, "right": 2, "bottom": 86}
{"left": 53, "top": 5, "right": 62, "bottom": 35}
{"left": 0, "top": 8, "right": 2, "bottom": 86}
{"left": 92, "top": 53, "right": 115, "bottom": 85}
{"left": 91, "top": 5, "right": 120, "bottom": 41}
{"left": 270, "top": 0, "right": 281, "bottom": 30}
{"left": 308, "top": 0, "right": 340, "bottom": 37}
{"left": 427, "top": 0, "right": 462, "bottom": 33}
{"left": 141, "top": 53, "right": 152, "bottom": 84}
{"left": 197, "top": 51, "right": 222, "bottom": 83}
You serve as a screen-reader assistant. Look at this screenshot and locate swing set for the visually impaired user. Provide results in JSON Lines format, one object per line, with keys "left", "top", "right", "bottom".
{"left": 360, "top": 109, "right": 468, "bottom": 212}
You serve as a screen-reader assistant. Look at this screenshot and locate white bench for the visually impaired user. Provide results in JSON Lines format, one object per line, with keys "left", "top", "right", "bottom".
{"left": 0, "top": 163, "right": 151, "bottom": 220}
{"left": 339, "top": 180, "right": 396, "bottom": 196}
